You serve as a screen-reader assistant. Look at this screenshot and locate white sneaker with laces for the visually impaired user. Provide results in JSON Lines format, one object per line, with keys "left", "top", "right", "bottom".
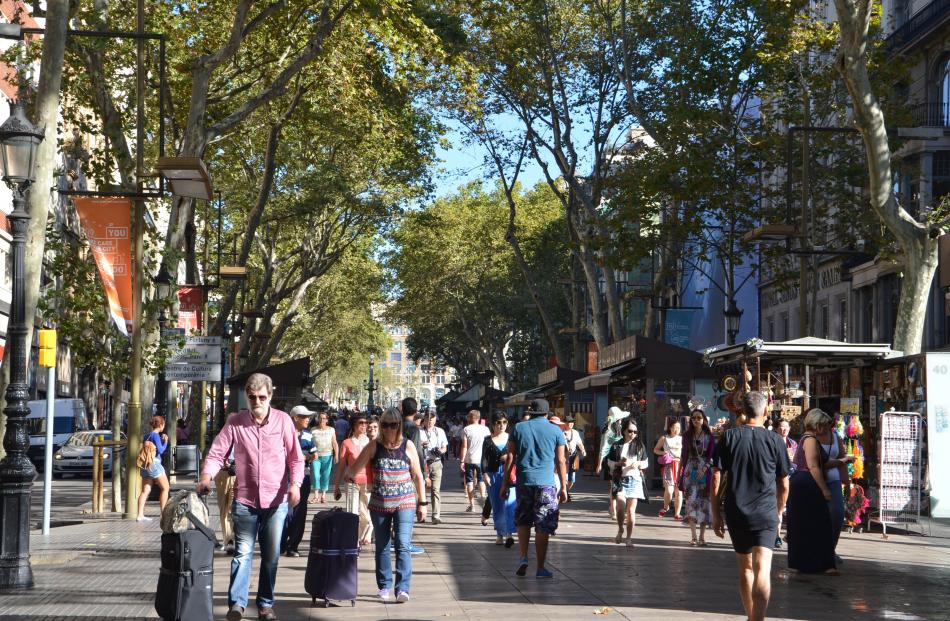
{"left": 396, "top": 591, "right": 410, "bottom": 603}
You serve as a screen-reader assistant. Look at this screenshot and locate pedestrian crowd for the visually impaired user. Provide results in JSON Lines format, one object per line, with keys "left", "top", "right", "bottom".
{"left": 128, "top": 369, "right": 857, "bottom": 621}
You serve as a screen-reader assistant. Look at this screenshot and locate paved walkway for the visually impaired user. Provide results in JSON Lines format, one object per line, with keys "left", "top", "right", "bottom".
{"left": 0, "top": 461, "right": 948, "bottom": 620}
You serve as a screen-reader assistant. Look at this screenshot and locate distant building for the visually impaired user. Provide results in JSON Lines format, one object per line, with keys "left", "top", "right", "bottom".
{"left": 378, "top": 322, "right": 457, "bottom": 407}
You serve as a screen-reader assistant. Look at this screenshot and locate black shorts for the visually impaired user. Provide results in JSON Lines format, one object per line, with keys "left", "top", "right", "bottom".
{"left": 726, "top": 523, "right": 777, "bottom": 554}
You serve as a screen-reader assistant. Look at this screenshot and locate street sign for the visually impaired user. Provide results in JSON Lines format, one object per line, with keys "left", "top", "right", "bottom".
{"left": 164, "top": 363, "right": 221, "bottom": 382}
{"left": 166, "top": 335, "right": 223, "bottom": 364}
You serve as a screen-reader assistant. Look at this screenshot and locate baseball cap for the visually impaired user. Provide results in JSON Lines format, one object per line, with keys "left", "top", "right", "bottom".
{"left": 289, "top": 405, "right": 316, "bottom": 418}
{"left": 527, "top": 399, "right": 550, "bottom": 415}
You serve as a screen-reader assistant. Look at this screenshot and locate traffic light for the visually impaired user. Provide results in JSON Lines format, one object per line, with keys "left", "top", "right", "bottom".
{"left": 38, "top": 329, "right": 56, "bottom": 368}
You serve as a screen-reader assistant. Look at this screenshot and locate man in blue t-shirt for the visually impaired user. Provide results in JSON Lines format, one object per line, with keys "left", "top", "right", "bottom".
{"left": 501, "top": 399, "right": 567, "bottom": 579}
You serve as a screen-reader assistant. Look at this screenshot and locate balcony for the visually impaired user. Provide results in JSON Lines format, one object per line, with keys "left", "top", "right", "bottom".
{"left": 911, "top": 102, "right": 950, "bottom": 127}
{"left": 887, "top": 0, "right": 950, "bottom": 53}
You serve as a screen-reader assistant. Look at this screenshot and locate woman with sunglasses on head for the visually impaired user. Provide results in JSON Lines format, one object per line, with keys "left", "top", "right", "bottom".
{"left": 482, "top": 411, "right": 516, "bottom": 547}
{"left": 607, "top": 422, "right": 649, "bottom": 547}
{"left": 334, "top": 413, "right": 373, "bottom": 546}
{"left": 678, "top": 409, "right": 716, "bottom": 546}
{"left": 346, "top": 407, "right": 426, "bottom": 603}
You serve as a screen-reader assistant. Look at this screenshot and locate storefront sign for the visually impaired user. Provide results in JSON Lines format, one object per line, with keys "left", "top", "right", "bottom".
{"left": 840, "top": 398, "right": 860, "bottom": 414}
{"left": 178, "top": 287, "right": 205, "bottom": 332}
{"left": 869, "top": 395, "right": 877, "bottom": 427}
{"left": 780, "top": 404, "right": 802, "bottom": 419}
{"left": 599, "top": 335, "right": 638, "bottom": 369}
{"left": 538, "top": 367, "right": 559, "bottom": 386}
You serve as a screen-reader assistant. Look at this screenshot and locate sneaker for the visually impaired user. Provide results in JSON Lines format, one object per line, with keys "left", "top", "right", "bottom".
{"left": 516, "top": 557, "right": 529, "bottom": 577}
{"left": 257, "top": 607, "right": 277, "bottom": 621}
{"left": 396, "top": 591, "right": 410, "bottom": 603}
{"left": 505, "top": 536, "right": 515, "bottom": 548}
{"left": 536, "top": 568, "right": 554, "bottom": 579}
{"left": 774, "top": 536, "right": 783, "bottom": 549}
{"left": 226, "top": 605, "right": 244, "bottom": 621}
{"left": 495, "top": 535, "right": 504, "bottom": 545}
{"left": 135, "top": 516, "right": 152, "bottom": 522}
{"left": 285, "top": 550, "right": 300, "bottom": 557}
{"left": 378, "top": 588, "right": 391, "bottom": 600}
{"left": 432, "top": 516, "right": 443, "bottom": 525}
{"left": 409, "top": 544, "right": 425, "bottom": 555}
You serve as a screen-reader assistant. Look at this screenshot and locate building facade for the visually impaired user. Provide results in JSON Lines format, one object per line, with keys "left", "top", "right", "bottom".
{"left": 377, "top": 323, "right": 457, "bottom": 407}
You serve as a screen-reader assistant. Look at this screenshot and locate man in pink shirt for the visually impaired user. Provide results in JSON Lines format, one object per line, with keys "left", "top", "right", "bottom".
{"left": 197, "top": 373, "right": 304, "bottom": 621}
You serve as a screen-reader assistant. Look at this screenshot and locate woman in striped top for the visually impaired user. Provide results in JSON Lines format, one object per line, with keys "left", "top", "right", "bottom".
{"left": 346, "top": 407, "right": 426, "bottom": 603}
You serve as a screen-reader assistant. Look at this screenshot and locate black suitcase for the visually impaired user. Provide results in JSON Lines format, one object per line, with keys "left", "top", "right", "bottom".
{"left": 155, "top": 506, "right": 216, "bottom": 621}
{"left": 305, "top": 508, "right": 359, "bottom": 607}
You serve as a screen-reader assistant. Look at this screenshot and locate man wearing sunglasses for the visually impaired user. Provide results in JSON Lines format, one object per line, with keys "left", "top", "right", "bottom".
{"left": 197, "top": 373, "right": 304, "bottom": 621}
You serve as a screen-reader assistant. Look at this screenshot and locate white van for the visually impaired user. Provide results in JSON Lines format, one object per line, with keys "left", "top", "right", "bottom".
{"left": 26, "top": 399, "right": 90, "bottom": 467}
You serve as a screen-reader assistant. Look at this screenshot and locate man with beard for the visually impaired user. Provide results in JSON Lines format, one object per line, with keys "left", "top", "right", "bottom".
{"left": 198, "top": 373, "right": 304, "bottom": 621}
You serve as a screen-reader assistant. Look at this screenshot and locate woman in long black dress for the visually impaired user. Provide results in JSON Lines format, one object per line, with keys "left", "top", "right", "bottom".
{"left": 787, "top": 408, "right": 839, "bottom": 574}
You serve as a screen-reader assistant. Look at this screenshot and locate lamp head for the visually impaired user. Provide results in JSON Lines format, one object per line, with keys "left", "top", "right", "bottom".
{"left": 0, "top": 98, "right": 44, "bottom": 186}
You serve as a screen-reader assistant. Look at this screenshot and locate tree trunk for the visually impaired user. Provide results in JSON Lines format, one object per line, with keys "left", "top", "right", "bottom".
{"left": 833, "top": 0, "right": 938, "bottom": 354}
{"left": 0, "top": 0, "right": 70, "bottom": 457}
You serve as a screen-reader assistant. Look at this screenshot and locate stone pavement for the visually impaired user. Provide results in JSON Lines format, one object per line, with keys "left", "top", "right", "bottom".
{"left": 0, "top": 461, "right": 948, "bottom": 620}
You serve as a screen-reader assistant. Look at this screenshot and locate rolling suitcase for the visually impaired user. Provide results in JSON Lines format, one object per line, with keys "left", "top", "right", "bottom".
{"left": 155, "top": 498, "right": 217, "bottom": 621}
{"left": 305, "top": 507, "right": 359, "bottom": 607}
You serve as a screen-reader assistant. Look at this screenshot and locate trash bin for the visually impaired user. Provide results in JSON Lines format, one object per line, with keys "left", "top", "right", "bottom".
{"left": 175, "top": 444, "right": 201, "bottom": 474}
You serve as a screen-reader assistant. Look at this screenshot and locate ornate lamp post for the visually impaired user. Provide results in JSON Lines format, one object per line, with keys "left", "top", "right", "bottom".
{"left": 724, "top": 298, "right": 744, "bottom": 346}
{"left": 363, "top": 355, "right": 379, "bottom": 412}
{"left": 153, "top": 263, "right": 174, "bottom": 420}
{"left": 0, "top": 94, "right": 45, "bottom": 590}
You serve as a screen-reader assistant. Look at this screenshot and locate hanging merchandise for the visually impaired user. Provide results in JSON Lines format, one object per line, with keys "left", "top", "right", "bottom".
{"left": 836, "top": 414, "right": 865, "bottom": 480}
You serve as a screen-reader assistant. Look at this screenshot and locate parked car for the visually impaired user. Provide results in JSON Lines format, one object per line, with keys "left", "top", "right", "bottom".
{"left": 27, "top": 399, "right": 90, "bottom": 468}
{"left": 52, "top": 430, "right": 126, "bottom": 478}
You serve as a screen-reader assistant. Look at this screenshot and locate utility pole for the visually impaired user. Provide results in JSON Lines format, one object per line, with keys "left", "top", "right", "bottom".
{"left": 798, "top": 91, "right": 811, "bottom": 339}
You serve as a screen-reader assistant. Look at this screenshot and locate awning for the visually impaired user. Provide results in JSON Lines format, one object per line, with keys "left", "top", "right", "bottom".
{"left": 574, "top": 359, "right": 643, "bottom": 390}
{"left": 703, "top": 337, "right": 900, "bottom": 367}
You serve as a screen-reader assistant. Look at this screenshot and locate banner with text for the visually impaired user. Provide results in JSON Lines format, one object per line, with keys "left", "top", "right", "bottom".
{"left": 178, "top": 287, "right": 204, "bottom": 332}
{"left": 74, "top": 198, "right": 134, "bottom": 336}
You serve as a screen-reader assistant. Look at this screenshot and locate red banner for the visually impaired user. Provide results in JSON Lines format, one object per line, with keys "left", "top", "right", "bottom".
{"left": 74, "top": 198, "right": 134, "bottom": 336}
{"left": 178, "top": 286, "right": 204, "bottom": 333}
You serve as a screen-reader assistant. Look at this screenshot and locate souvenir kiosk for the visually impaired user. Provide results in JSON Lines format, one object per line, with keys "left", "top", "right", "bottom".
{"left": 574, "top": 335, "right": 714, "bottom": 485}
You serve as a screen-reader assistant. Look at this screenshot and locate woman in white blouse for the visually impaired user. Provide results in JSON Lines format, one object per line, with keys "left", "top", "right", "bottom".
{"left": 607, "top": 421, "right": 649, "bottom": 547}
{"left": 653, "top": 419, "right": 683, "bottom": 520}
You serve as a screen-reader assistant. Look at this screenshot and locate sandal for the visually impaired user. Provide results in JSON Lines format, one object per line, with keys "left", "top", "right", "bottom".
{"left": 614, "top": 531, "right": 623, "bottom": 544}
{"left": 658, "top": 508, "right": 669, "bottom": 518}
{"left": 689, "top": 538, "right": 698, "bottom": 546}
{"left": 698, "top": 539, "right": 708, "bottom": 547}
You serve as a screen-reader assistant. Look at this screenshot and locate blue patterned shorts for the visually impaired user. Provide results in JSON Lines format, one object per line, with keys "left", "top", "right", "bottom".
{"left": 514, "top": 485, "right": 559, "bottom": 534}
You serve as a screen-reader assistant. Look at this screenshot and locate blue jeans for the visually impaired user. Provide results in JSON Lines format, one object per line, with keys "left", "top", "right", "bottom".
{"left": 230, "top": 501, "right": 288, "bottom": 609}
{"left": 370, "top": 509, "right": 414, "bottom": 594}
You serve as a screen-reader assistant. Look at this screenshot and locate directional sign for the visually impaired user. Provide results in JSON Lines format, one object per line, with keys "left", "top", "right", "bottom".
{"left": 166, "top": 335, "right": 222, "bottom": 364}
{"left": 164, "top": 363, "right": 221, "bottom": 382}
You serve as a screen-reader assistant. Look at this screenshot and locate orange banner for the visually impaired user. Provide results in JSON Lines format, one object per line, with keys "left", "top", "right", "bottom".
{"left": 74, "top": 197, "right": 134, "bottom": 336}
{"left": 178, "top": 286, "right": 204, "bottom": 333}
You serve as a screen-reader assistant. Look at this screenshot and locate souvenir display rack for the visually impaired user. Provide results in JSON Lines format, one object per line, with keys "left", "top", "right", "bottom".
{"left": 872, "top": 411, "right": 926, "bottom": 537}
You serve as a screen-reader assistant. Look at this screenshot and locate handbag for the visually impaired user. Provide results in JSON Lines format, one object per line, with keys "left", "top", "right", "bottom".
{"left": 658, "top": 452, "right": 673, "bottom": 465}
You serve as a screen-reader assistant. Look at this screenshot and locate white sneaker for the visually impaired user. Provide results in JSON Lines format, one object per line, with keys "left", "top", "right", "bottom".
{"left": 396, "top": 591, "right": 410, "bottom": 603}
{"left": 432, "top": 516, "right": 442, "bottom": 525}
{"left": 136, "top": 516, "right": 152, "bottom": 522}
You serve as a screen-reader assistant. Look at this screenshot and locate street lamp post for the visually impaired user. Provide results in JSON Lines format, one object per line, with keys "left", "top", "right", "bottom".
{"left": 0, "top": 94, "right": 45, "bottom": 590}
{"left": 724, "top": 298, "right": 743, "bottom": 346}
{"left": 363, "top": 356, "right": 379, "bottom": 412}
{"left": 154, "top": 264, "right": 174, "bottom": 421}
